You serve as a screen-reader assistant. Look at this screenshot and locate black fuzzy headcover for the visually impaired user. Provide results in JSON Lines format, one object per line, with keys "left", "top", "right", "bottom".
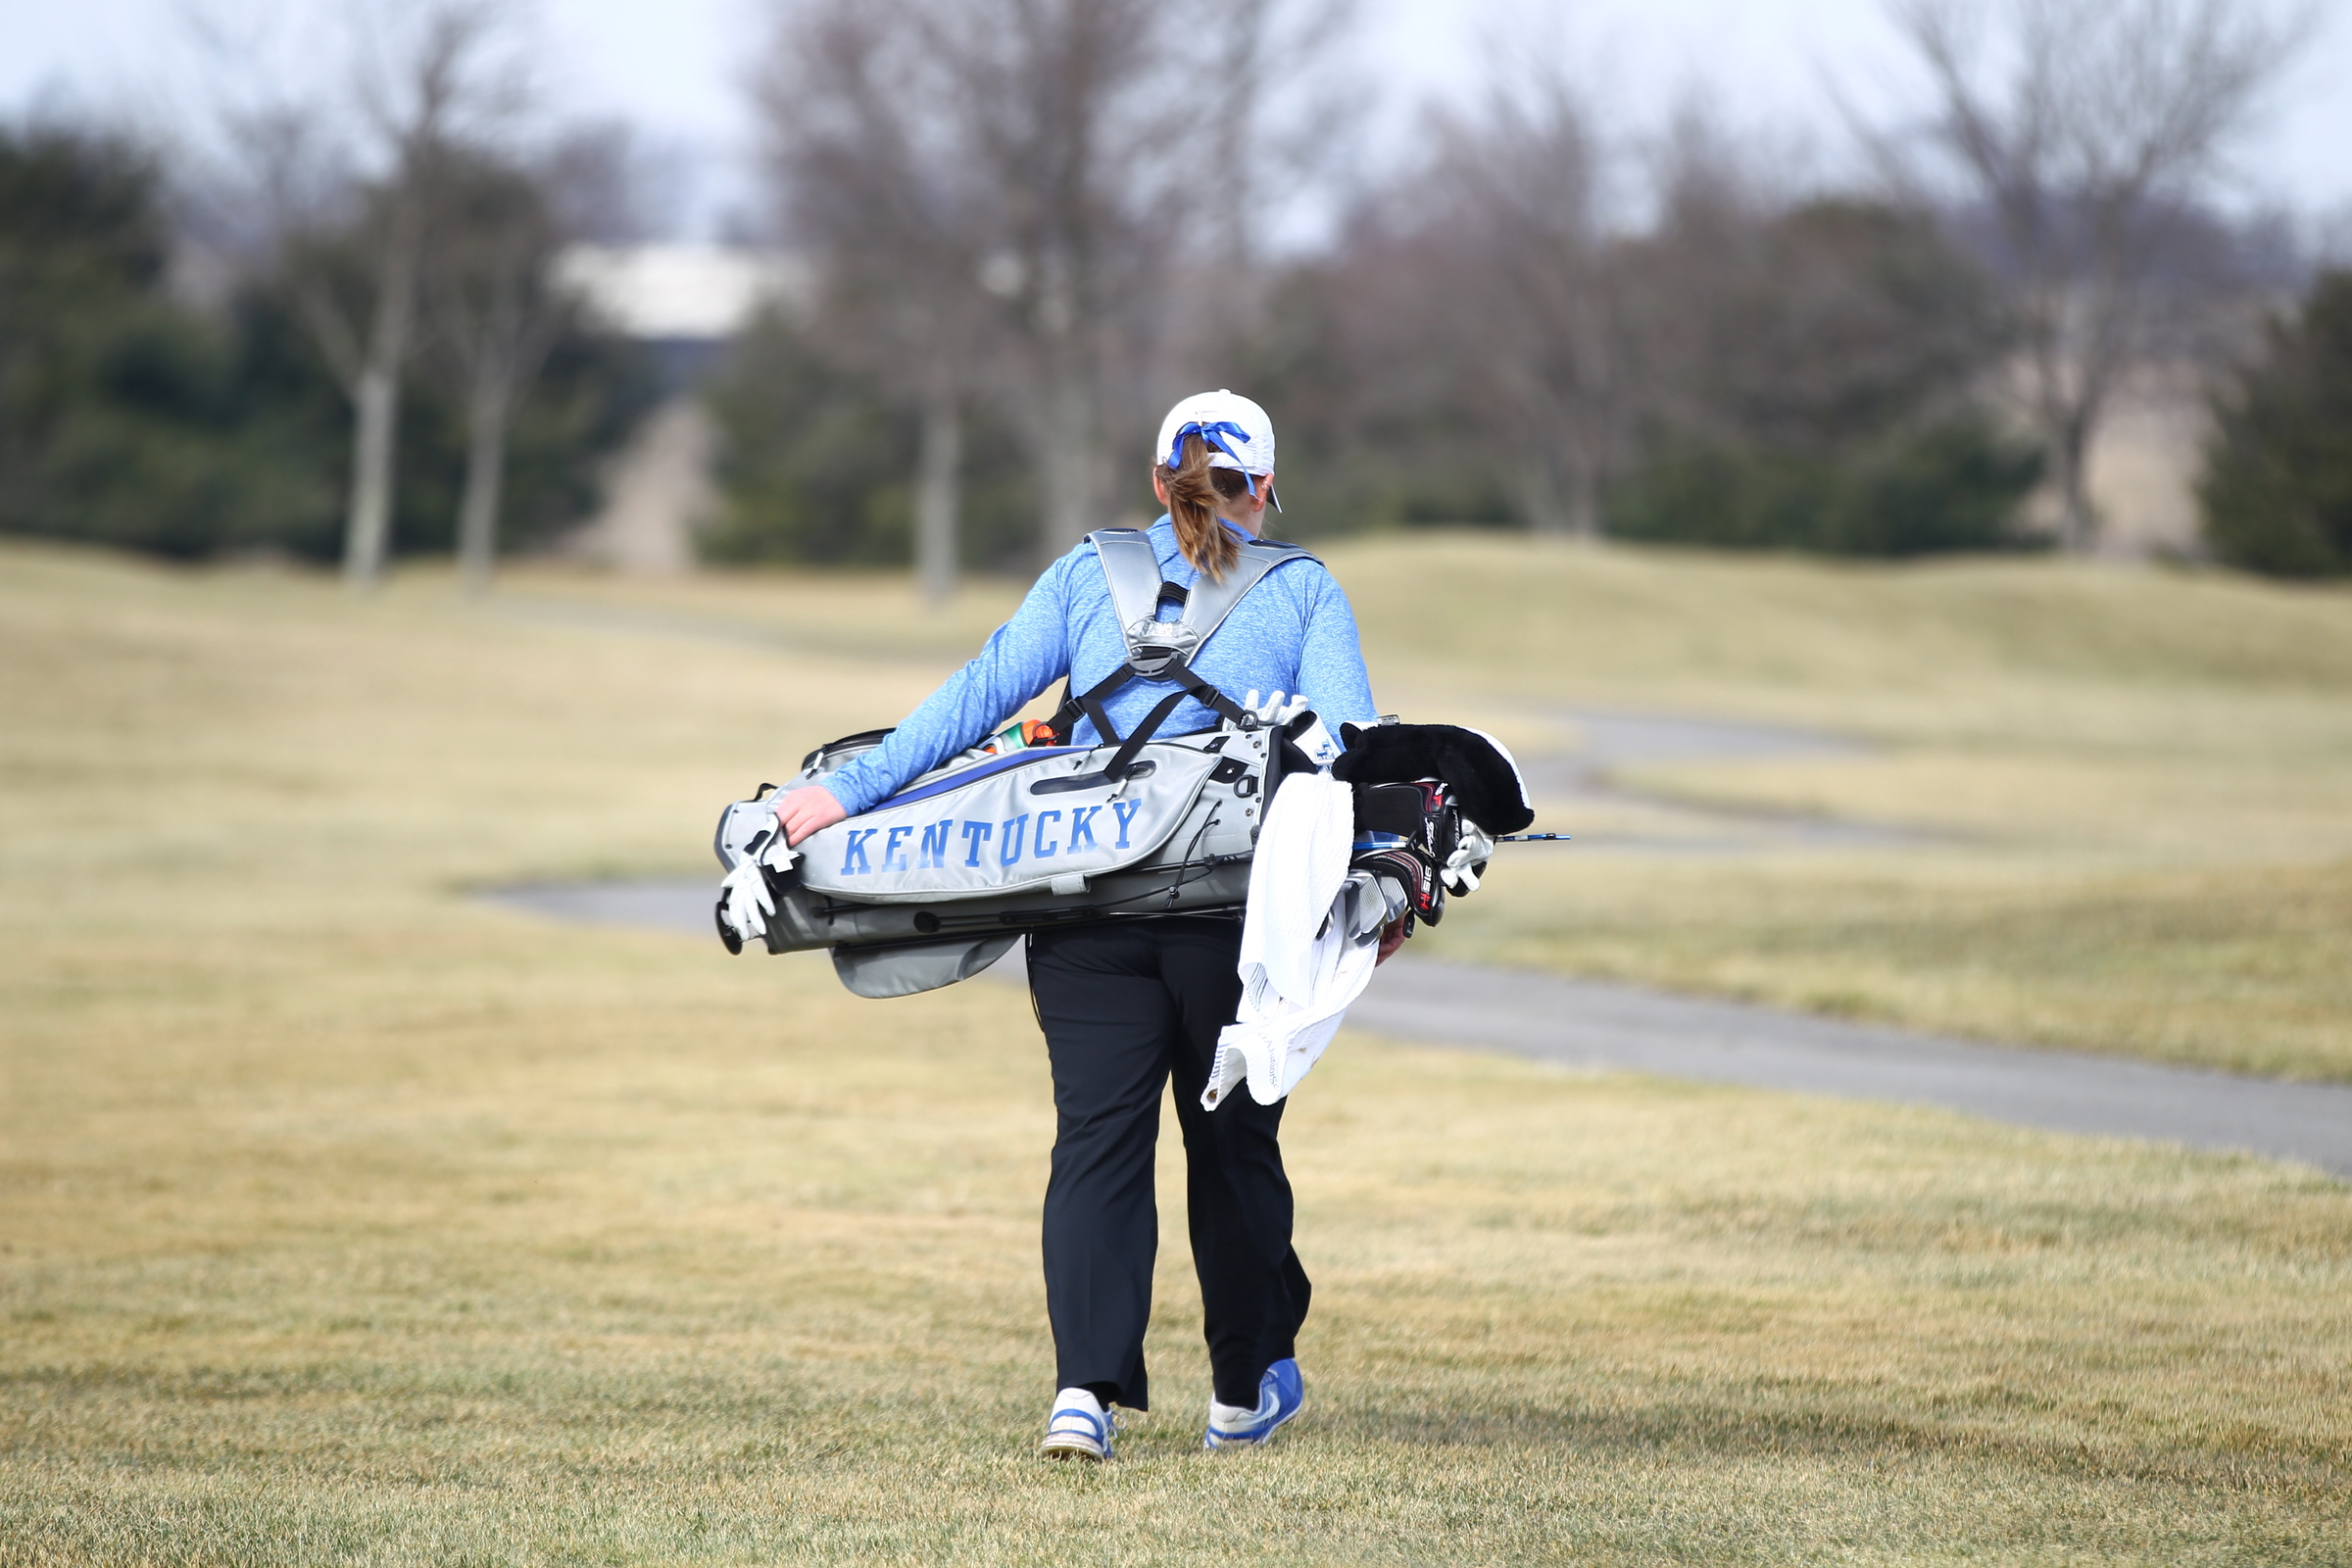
{"left": 1333, "top": 723, "right": 1535, "bottom": 835}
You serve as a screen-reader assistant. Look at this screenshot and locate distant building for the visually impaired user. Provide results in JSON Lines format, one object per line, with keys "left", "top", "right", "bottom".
{"left": 2081, "top": 362, "right": 2210, "bottom": 561}
{"left": 556, "top": 245, "right": 808, "bottom": 573}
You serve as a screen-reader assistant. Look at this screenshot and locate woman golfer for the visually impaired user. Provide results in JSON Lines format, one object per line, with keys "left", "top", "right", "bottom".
{"left": 770, "top": 390, "right": 1382, "bottom": 1458}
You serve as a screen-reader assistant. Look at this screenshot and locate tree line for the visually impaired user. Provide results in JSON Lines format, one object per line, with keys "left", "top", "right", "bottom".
{"left": 0, "top": 3, "right": 653, "bottom": 588}
{"left": 715, "top": 0, "right": 2348, "bottom": 583}
{"left": 3, "top": 0, "right": 2347, "bottom": 584}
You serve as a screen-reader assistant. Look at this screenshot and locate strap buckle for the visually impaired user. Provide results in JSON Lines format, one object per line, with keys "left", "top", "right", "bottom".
{"left": 1122, "top": 618, "right": 1200, "bottom": 677}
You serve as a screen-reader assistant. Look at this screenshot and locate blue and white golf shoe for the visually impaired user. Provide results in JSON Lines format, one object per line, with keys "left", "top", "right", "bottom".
{"left": 1038, "top": 1388, "right": 1117, "bottom": 1462}
{"left": 1203, "top": 1358, "right": 1304, "bottom": 1449}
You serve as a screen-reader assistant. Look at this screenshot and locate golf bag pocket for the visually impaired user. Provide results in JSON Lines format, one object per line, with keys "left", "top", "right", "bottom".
{"left": 797, "top": 740, "right": 1236, "bottom": 904}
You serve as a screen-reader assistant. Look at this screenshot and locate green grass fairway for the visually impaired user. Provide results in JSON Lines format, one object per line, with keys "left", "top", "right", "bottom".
{"left": 3, "top": 541, "right": 2349, "bottom": 1564}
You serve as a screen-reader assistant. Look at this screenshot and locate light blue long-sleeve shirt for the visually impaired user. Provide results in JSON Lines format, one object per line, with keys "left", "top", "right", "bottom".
{"left": 825, "top": 516, "right": 1379, "bottom": 816}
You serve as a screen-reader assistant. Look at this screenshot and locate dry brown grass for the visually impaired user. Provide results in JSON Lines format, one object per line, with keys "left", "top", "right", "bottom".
{"left": 3, "top": 541, "right": 2349, "bottom": 1564}
{"left": 1326, "top": 538, "right": 2352, "bottom": 1079}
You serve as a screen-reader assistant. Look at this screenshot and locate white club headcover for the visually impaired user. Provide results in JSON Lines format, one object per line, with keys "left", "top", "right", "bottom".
{"left": 1291, "top": 712, "right": 1341, "bottom": 767}
{"left": 1243, "top": 690, "right": 1339, "bottom": 765}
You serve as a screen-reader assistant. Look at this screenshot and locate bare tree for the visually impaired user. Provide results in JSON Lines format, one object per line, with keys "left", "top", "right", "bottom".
{"left": 204, "top": 0, "right": 523, "bottom": 587}
{"left": 1619, "top": 110, "right": 1779, "bottom": 451}
{"left": 1886, "top": 0, "right": 2313, "bottom": 552}
{"left": 944, "top": 0, "right": 1184, "bottom": 557}
{"left": 758, "top": 0, "right": 1332, "bottom": 568}
{"left": 1313, "top": 70, "right": 1634, "bottom": 540}
{"left": 424, "top": 122, "right": 656, "bottom": 595}
{"left": 758, "top": 0, "right": 997, "bottom": 601}
{"left": 423, "top": 149, "right": 564, "bottom": 595}
{"left": 1430, "top": 78, "right": 1628, "bottom": 538}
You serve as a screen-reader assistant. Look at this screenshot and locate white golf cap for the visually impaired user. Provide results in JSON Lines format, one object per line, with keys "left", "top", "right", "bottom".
{"left": 1155, "top": 390, "right": 1279, "bottom": 508}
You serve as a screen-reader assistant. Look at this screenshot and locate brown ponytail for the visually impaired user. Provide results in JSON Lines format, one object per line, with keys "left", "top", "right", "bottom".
{"left": 1156, "top": 434, "right": 1251, "bottom": 581}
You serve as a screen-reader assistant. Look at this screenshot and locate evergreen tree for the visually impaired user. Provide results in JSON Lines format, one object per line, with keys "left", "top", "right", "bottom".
{"left": 0, "top": 123, "right": 329, "bottom": 556}
{"left": 2200, "top": 271, "right": 2352, "bottom": 577}
{"left": 0, "top": 120, "right": 653, "bottom": 566}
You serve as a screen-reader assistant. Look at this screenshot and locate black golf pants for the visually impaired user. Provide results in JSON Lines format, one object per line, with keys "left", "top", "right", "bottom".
{"left": 1027, "top": 915, "right": 1310, "bottom": 1411}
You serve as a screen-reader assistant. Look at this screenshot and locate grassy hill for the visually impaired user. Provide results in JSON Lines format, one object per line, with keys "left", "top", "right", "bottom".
{"left": 2, "top": 539, "right": 2347, "bottom": 1563}
{"left": 9, "top": 537, "right": 2346, "bottom": 1083}
{"left": 1334, "top": 538, "right": 2352, "bottom": 1081}
{"left": 226, "top": 533, "right": 2352, "bottom": 1082}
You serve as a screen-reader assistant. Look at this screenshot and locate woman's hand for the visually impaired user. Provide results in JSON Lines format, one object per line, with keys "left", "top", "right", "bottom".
{"left": 774, "top": 785, "right": 850, "bottom": 847}
{"left": 1375, "top": 918, "right": 1409, "bottom": 966}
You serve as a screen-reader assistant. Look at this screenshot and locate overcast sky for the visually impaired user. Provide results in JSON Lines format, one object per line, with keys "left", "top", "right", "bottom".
{"left": 4, "top": 0, "right": 2345, "bottom": 242}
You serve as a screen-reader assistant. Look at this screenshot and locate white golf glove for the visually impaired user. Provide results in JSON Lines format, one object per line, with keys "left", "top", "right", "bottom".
{"left": 719, "top": 823, "right": 800, "bottom": 944}
{"left": 1242, "top": 688, "right": 1308, "bottom": 727}
{"left": 1443, "top": 820, "right": 1495, "bottom": 896}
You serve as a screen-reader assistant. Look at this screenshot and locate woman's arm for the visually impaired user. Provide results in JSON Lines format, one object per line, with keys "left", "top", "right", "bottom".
{"left": 781, "top": 557, "right": 1079, "bottom": 839}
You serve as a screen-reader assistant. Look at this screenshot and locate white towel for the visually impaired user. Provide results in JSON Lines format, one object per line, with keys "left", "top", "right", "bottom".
{"left": 1203, "top": 770, "right": 1387, "bottom": 1108}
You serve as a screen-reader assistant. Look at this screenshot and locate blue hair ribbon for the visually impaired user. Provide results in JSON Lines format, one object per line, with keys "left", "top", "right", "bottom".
{"left": 1168, "top": 419, "right": 1259, "bottom": 497}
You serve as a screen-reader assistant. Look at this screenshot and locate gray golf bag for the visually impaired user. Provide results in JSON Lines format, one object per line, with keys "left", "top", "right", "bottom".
{"left": 712, "top": 528, "right": 1324, "bottom": 998}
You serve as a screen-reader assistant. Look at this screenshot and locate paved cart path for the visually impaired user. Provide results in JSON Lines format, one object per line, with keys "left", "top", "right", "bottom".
{"left": 1518, "top": 706, "right": 1926, "bottom": 853}
{"left": 489, "top": 878, "right": 2352, "bottom": 1178}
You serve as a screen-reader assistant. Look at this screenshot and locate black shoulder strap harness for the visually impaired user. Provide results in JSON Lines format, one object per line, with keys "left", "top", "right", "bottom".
{"left": 1044, "top": 528, "right": 1319, "bottom": 779}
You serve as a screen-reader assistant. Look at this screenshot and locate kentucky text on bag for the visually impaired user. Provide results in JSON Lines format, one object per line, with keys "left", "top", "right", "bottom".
{"left": 833, "top": 799, "right": 1147, "bottom": 878}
